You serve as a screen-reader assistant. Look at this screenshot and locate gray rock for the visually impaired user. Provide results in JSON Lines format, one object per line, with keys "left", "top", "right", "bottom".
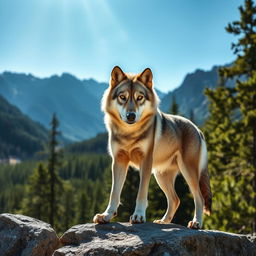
{"left": 54, "top": 222, "right": 256, "bottom": 256}
{"left": 0, "top": 213, "right": 60, "bottom": 256}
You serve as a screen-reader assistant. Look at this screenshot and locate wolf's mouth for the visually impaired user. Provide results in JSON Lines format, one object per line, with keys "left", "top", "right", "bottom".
{"left": 126, "top": 120, "right": 136, "bottom": 125}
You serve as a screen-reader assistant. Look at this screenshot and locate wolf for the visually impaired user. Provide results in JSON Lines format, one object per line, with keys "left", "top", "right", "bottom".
{"left": 93, "top": 66, "right": 212, "bottom": 229}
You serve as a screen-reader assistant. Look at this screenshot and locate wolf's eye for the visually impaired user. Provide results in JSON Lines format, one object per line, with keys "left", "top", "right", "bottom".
{"left": 119, "top": 95, "right": 126, "bottom": 101}
{"left": 137, "top": 95, "right": 144, "bottom": 101}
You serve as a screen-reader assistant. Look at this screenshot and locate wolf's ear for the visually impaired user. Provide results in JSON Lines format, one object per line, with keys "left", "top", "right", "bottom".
{"left": 110, "top": 66, "right": 126, "bottom": 88}
{"left": 138, "top": 68, "right": 153, "bottom": 89}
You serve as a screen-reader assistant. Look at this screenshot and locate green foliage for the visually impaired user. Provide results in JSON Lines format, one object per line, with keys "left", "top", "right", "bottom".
{"left": 60, "top": 181, "right": 76, "bottom": 230}
{"left": 21, "top": 163, "right": 50, "bottom": 222}
{"left": 204, "top": 0, "right": 256, "bottom": 234}
{"left": 169, "top": 95, "right": 179, "bottom": 115}
{"left": 66, "top": 133, "right": 108, "bottom": 154}
{"left": 19, "top": 112, "right": 66, "bottom": 230}
{"left": 0, "top": 152, "right": 112, "bottom": 233}
{"left": 48, "top": 113, "right": 63, "bottom": 228}
{"left": 0, "top": 114, "right": 199, "bottom": 233}
{"left": 0, "top": 95, "right": 47, "bottom": 158}
{"left": 0, "top": 161, "right": 36, "bottom": 213}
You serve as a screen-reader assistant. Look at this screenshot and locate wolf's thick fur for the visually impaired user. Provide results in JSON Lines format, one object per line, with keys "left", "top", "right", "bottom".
{"left": 93, "top": 66, "right": 212, "bottom": 229}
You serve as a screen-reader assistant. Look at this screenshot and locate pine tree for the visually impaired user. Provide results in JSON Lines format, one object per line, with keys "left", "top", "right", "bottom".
{"left": 204, "top": 0, "right": 256, "bottom": 233}
{"left": 76, "top": 192, "right": 89, "bottom": 224}
{"left": 221, "top": 0, "right": 256, "bottom": 233}
{"left": 21, "top": 163, "right": 50, "bottom": 222}
{"left": 61, "top": 181, "right": 75, "bottom": 230}
{"left": 48, "top": 113, "right": 63, "bottom": 228}
{"left": 203, "top": 86, "right": 240, "bottom": 231}
{"left": 169, "top": 95, "right": 179, "bottom": 115}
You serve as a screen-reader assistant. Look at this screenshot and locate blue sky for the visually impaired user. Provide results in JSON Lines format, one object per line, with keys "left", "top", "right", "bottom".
{"left": 0, "top": 0, "right": 243, "bottom": 92}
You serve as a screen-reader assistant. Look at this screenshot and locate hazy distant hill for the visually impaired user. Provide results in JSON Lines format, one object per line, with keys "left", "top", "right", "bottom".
{"left": 0, "top": 72, "right": 108, "bottom": 141}
{"left": 160, "top": 64, "right": 234, "bottom": 124}
{"left": 0, "top": 95, "right": 48, "bottom": 158}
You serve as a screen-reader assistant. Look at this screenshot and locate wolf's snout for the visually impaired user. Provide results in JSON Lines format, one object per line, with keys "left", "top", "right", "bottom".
{"left": 126, "top": 112, "right": 136, "bottom": 123}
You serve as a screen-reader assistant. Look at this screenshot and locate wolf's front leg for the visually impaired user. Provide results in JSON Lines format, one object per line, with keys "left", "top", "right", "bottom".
{"left": 130, "top": 156, "right": 152, "bottom": 224}
{"left": 93, "top": 159, "right": 128, "bottom": 224}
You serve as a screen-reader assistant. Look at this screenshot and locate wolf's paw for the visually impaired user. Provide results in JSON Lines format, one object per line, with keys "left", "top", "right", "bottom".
{"left": 130, "top": 213, "right": 146, "bottom": 224}
{"left": 153, "top": 219, "right": 170, "bottom": 224}
{"left": 187, "top": 220, "right": 201, "bottom": 229}
{"left": 93, "top": 213, "right": 112, "bottom": 224}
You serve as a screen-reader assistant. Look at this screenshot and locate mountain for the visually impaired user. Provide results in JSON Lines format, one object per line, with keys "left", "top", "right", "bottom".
{"left": 0, "top": 95, "right": 48, "bottom": 158}
{"left": 0, "top": 72, "right": 108, "bottom": 141}
{"left": 0, "top": 72, "right": 166, "bottom": 141}
{"left": 0, "top": 65, "right": 232, "bottom": 143}
{"left": 160, "top": 64, "right": 234, "bottom": 125}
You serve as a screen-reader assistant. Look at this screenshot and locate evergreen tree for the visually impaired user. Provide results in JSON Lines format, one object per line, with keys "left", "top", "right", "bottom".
{"left": 61, "top": 181, "right": 75, "bottom": 230}
{"left": 169, "top": 95, "right": 179, "bottom": 115}
{"left": 76, "top": 192, "right": 89, "bottom": 224}
{"left": 48, "top": 113, "right": 63, "bottom": 228}
{"left": 21, "top": 163, "right": 50, "bottom": 221}
{"left": 220, "top": 0, "right": 256, "bottom": 233}
{"left": 203, "top": 86, "right": 240, "bottom": 231}
{"left": 204, "top": 0, "right": 256, "bottom": 233}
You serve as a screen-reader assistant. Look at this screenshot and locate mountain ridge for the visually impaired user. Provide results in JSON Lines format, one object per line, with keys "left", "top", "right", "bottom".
{"left": 160, "top": 63, "right": 234, "bottom": 124}
{"left": 0, "top": 71, "right": 107, "bottom": 141}
{"left": 0, "top": 64, "right": 231, "bottom": 142}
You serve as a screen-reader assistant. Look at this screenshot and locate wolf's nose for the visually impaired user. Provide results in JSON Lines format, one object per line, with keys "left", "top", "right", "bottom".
{"left": 126, "top": 112, "right": 136, "bottom": 122}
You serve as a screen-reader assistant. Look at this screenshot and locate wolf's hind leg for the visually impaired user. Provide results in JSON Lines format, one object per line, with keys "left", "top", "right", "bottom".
{"left": 153, "top": 169, "right": 180, "bottom": 224}
{"left": 177, "top": 154, "right": 204, "bottom": 229}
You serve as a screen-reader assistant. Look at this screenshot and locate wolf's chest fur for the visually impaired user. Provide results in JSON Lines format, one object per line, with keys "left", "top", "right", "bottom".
{"left": 110, "top": 123, "right": 154, "bottom": 167}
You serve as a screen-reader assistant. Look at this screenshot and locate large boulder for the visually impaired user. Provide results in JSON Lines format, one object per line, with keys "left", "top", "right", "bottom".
{"left": 0, "top": 213, "right": 59, "bottom": 256}
{"left": 54, "top": 222, "right": 256, "bottom": 256}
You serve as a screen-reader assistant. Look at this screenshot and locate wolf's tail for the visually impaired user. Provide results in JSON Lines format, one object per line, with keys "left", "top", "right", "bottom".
{"left": 199, "top": 166, "right": 212, "bottom": 216}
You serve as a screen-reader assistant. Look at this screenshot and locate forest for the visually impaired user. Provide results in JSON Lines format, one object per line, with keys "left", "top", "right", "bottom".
{"left": 0, "top": 0, "right": 255, "bottom": 235}
{"left": 0, "top": 95, "right": 48, "bottom": 158}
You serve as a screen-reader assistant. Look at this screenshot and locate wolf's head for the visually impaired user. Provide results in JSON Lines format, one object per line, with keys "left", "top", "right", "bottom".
{"left": 102, "top": 66, "right": 159, "bottom": 126}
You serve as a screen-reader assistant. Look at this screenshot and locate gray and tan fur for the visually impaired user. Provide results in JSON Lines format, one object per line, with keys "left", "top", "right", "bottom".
{"left": 93, "top": 66, "right": 212, "bottom": 229}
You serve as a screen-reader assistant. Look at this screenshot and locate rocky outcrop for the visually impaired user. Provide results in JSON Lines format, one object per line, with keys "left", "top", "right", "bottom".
{"left": 0, "top": 214, "right": 255, "bottom": 256}
{"left": 0, "top": 213, "right": 59, "bottom": 256}
{"left": 55, "top": 222, "right": 256, "bottom": 256}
